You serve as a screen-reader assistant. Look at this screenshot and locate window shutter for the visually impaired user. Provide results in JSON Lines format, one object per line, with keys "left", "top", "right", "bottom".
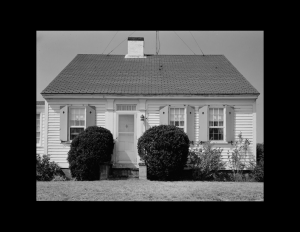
{"left": 226, "top": 106, "right": 234, "bottom": 142}
{"left": 186, "top": 105, "right": 195, "bottom": 143}
{"left": 159, "top": 105, "right": 169, "bottom": 125}
{"left": 86, "top": 105, "right": 96, "bottom": 128}
{"left": 199, "top": 106, "right": 208, "bottom": 142}
{"left": 60, "top": 105, "right": 69, "bottom": 142}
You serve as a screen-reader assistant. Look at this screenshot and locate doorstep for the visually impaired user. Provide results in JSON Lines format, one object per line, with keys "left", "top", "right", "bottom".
{"left": 112, "top": 163, "right": 138, "bottom": 169}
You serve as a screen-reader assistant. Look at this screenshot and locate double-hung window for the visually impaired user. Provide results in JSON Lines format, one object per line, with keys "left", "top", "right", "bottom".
{"left": 169, "top": 107, "right": 185, "bottom": 131}
{"left": 209, "top": 108, "right": 224, "bottom": 141}
{"left": 36, "top": 114, "right": 41, "bottom": 145}
{"left": 69, "top": 108, "right": 85, "bottom": 140}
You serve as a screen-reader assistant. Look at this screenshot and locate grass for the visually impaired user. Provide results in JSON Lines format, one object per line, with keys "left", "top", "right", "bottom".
{"left": 36, "top": 179, "right": 264, "bottom": 201}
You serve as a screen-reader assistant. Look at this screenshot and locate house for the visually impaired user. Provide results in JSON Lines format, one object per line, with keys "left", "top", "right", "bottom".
{"left": 39, "top": 37, "right": 260, "bottom": 176}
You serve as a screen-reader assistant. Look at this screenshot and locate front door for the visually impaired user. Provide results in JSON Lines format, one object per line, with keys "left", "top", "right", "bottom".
{"left": 116, "top": 114, "right": 136, "bottom": 163}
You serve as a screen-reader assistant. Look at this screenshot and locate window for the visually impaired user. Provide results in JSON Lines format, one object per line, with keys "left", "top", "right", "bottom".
{"left": 209, "top": 108, "right": 224, "bottom": 140}
{"left": 116, "top": 105, "right": 136, "bottom": 111}
{"left": 70, "top": 108, "right": 85, "bottom": 140}
{"left": 170, "top": 107, "right": 185, "bottom": 131}
{"left": 36, "top": 114, "right": 41, "bottom": 145}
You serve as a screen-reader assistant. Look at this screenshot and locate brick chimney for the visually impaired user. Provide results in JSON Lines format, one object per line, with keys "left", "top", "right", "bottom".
{"left": 125, "top": 37, "right": 146, "bottom": 58}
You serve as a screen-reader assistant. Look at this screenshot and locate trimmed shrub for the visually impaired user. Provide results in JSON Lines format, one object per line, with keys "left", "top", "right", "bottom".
{"left": 188, "top": 141, "right": 226, "bottom": 181}
{"left": 36, "top": 154, "right": 65, "bottom": 181}
{"left": 67, "top": 126, "right": 114, "bottom": 181}
{"left": 138, "top": 125, "right": 190, "bottom": 181}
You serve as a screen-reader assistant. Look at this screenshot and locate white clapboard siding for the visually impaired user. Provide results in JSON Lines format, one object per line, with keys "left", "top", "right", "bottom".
{"left": 36, "top": 112, "right": 45, "bottom": 155}
{"left": 47, "top": 104, "right": 106, "bottom": 168}
{"left": 96, "top": 104, "right": 106, "bottom": 128}
{"left": 147, "top": 104, "right": 165, "bottom": 128}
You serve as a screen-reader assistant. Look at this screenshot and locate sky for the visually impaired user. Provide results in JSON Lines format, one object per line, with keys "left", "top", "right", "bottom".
{"left": 36, "top": 31, "right": 263, "bottom": 143}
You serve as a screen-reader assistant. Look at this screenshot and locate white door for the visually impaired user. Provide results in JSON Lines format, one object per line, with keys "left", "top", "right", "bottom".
{"left": 116, "top": 114, "right": 136, "bottom": 163}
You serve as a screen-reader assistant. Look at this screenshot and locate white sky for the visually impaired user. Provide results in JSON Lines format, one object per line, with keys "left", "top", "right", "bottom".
{"left": 36, "top": 31, "right": 263, "bottom": 143}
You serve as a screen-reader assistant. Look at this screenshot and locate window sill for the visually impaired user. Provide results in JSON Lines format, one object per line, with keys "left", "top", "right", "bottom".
{"left": 61, "top": 141, "right": 72, "bottom": 144}
{"left": 210, "top": 141, "right": 231, "bottom": 145}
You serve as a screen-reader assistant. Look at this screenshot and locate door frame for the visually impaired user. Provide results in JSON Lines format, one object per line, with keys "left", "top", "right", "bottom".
{"left": 114, "top": 112, "right": 137, "bottom": 164}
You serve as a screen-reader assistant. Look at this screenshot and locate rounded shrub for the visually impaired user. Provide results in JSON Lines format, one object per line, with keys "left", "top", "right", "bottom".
{"left": 67, "top": 126, "right": 114, "bottom": 181}
{"left": 138, "top": 125, "right": 190, "bottom": 181}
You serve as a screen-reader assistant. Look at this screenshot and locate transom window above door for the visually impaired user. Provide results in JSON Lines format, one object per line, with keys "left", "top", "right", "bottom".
{"left": 116, "top": 105, "right": 136, "bottom": 111}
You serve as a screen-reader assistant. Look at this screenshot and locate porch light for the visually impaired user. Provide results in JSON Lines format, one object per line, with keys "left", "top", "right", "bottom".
{"left": 140, "top": 114, "right": 145, "bottom": 121}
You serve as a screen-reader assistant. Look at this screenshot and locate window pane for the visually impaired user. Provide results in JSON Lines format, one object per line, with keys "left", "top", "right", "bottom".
{"left": 70, "top": 128, "right": 84, "bottom": 140}
{"left": 80, "top": 120, "right": 84, "bottom": 126}
{"left": 209, "top": 128, "right": 213, "bottom": 140}
{"left": 214, "top": 134, "right": 219, "bottom": 140}
{"left": 170, "top": 114, "right": 174, "bottom": 121}
{"left": 180, "top": 108, "right": 184, "bottom": 114}
{"left": 214, "top": 121, "right": 218, "bottom": 126}
{"left": 209, "top": 113, "right": 213, "bottom": 121}
{"left": 37, "top": 138, "right": 40, "bottom": 144}
{"left": 219, "top": 121, "right": 223, "bottom": 126}
{"left": 170, "top": 108, "right": 174, "bottom": 114}
{"left": 218, "top": 128, "right": 223, "bottom": 134}
{"left": 219, "top": 134, "right": 223, "bottom": 140}
{"left": 174, "top": 115, "right": 178, "bottom": 120}
{"left": 219, "top": 109, "right": 223, "bottom": 115}
{"left": 180, "top": 121, "right": 184, "bottom": 126}
{"left": 209, "top": 121, "right": 213, "bottom": 126}
{"left": 213, "top": 115, "right": 217, "bottom": 120}
{"left": 181, "top": 114, "right": 184, "bottom": 120}
{"left": 219, "top": 114, "right": 223, "bottom": 121}
{"left": 175, "top": 121, "right": 179, "bottom": 126}
{"left": 75, "top": 120, "right": 79, "bottom": 126}
{"left": 36, "top": 126, "right": 40, "bottom": 132}
{"left": 175, "top": 108, "right": 179, "bottom": 114}
{"left": 214, "top": 108, "right": 218, "bottom": 115}
{"left": 36, "top": 132, "right": 40, "bottom": 138}
{"left": 213, "top": 128, "right": 219, "bottom": 134}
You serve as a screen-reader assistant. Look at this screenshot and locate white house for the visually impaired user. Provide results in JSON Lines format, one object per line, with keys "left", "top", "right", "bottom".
{"left": 38, "top": 37, "right": 260, "bottom": 175}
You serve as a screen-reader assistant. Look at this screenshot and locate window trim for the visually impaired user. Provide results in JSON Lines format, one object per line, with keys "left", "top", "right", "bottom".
{"left": 69, "top": 107, "right": 86, "bottom": 141}
{"left": 36, "top": 113, "right": 42, "bottom": 147}
{"left": 169, "top": 105, "right": 187, "bottom": 132}
{"left": 208, "top": 106, "right": 226, "bottom": 142}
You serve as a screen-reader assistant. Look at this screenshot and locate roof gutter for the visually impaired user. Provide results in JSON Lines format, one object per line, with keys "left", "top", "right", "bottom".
{"left": 42, "top": 93, "right": 259, "bottom": 100}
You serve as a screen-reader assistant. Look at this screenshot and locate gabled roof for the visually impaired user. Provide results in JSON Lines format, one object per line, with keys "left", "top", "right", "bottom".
{"left": 36, "top": 101, "right": 45, "bottom": 105}
{"left": 41, "top": 54, "right": 259, "bottom": 96}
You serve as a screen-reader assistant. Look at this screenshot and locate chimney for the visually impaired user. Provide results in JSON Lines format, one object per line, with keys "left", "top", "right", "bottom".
{"left": 125, "top": 37, "right": 146, "bottom": 58}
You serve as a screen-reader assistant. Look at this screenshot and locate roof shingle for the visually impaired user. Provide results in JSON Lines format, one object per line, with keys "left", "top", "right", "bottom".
{"left": 41, "top": 54, "right": 259, "bottom": 95}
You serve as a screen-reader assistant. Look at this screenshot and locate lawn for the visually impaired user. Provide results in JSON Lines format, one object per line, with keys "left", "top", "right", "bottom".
{"left": 36, "top": 179, "right": 263, "bottom": 201}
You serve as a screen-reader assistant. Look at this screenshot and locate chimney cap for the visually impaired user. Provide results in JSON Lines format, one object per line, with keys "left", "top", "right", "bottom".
{"left": 128, "top": 37, "right": 144, "bottom": 41}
